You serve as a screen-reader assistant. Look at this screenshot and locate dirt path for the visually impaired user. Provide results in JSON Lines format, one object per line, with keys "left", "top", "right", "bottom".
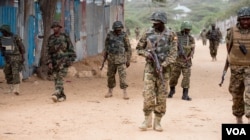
{"left": 0, "top": 39, "right": 237, "bottom": 140}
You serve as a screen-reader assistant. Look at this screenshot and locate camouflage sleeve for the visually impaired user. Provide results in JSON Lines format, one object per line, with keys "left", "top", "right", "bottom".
{"left": 190, "top": 35, "right": 195, "bottom": 57}
{"left": 65, "top": 34, "right": 76, "bottom": 61}
{"left": 46, "top": 35, "right": 53, "bottom": 64}
{"left": 15, "top": 36, "right": 25, "bottom": 54}
{"left": 225, "top": 27, "right": 233, "bottom": 52}
{"left": 104, "top": 32, "right": 111, "bottom": 53}
{"left": 166, "top": 32, "right": 178, "bottom": 64}
{"left": 124, "top": 33, "right": 132, "bottom": 62}
{"left": 135, "top": 32, "right": 149, "bottom": 58}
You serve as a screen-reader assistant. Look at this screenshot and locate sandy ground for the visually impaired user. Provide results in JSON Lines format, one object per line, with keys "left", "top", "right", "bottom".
{"left": 0, "top": 38, "right": 241, "bottom": 140}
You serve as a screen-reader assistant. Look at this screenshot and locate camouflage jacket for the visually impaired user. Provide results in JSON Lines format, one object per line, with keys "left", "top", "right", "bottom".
{"left": 47, "top": 33, "right": 76, "bottom": 67}
{"left": 104, "top": 31, "right": 132, "bottom": 64}
{"left": 136, "top": 27, "right": 177, "bottom": 73}
{"left": 0, "top": 34, "right": 25, "bottom": 63}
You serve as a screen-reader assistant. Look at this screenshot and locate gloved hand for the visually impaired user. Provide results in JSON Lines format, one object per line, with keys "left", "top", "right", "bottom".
{"left": 145, "top": 52, "right": 153, "bottom": 60}
{"left": 126, "top": 61, "right": 130, "bottom": 68}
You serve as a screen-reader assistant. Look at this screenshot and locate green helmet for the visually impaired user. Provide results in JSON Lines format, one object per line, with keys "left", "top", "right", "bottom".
{"left": 0, "top": 24, "right": 11, "bottom": 33}
{"left": 237, "top": 7, "right": 250, "bottom": 20}
{"left": 51, "top": 21, "right": 62, "bottom": 28}
{"left": 180, "top": 21, "right": 192, "bottom": 31}
{"left": 150, "top": 11, "right": 167, "bottom": 24}
{"left": 112, "top": 21, "right": 124, "bottom": 30}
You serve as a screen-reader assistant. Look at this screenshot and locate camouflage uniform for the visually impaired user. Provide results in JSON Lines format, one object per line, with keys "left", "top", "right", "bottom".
{"left": 200, "top": 29, "right": 207, "bottom": 46}
{"left": 168, "top": 21, "right": 195, "bottom": 101}
{"left": 136, "top": 11, "right": 177, "bottom": 131}
{"left": 0, "top": 24, "right": 25, "bottom": 95}
{"left": 226, "top": 7, "right": 250, "bottom": 124}
{"left": 47, "top": 21, "right": 76, "bottom": 102}
{"left": 103, "top": 21, "right": 132, "bottom": 99}
{"left": 206, "top": 23, "right": 222, "bottom": 61}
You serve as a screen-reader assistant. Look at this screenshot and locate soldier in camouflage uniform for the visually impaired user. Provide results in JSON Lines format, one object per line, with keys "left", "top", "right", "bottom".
{"left": 168, "top": 21, "right": 195, "bottom": 101}
{"left": 206, "top": 23, "right": 222, "bottom": 61}
{"left": 136, "top": 11, "right": 177, "bottom": 132}
{"left": 103, "top": 21, "right": 132, "bottom": 100}
{"left": 0, "top": 24, "right": 25, "bottom": 95}
{"left": 226, "top": 7, "right": 250, "bottom": 124}
{"left": 135, "top": 27, "right": 140, "bottom": 41}
{"left": 47, "top": 21, "right": 76, "bottom": 102}
{"left": 200, "top": 29, "right": 207, "bottom": 46}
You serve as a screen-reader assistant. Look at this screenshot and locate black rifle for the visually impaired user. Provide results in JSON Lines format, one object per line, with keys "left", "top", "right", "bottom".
{"left": 177, "top": 41, "right": 188, "bottom": 61}
{"left": 219, "top": 60, "right": 228, "bottom": 87}
{"left": 147, "top": 48, "right": 167, "bottom": 95}
{"left": 100, "top": 52, "right": 108, "bottom": 70}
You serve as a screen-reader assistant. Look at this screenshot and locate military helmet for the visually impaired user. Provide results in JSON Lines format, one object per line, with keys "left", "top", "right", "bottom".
{"left": 0, "top": 24, "right": 11, "bottom": 33}
{"left": 112, "top": 21, "right": 124, "bottom": 30}
{"left": 150, "top": 11, "right": 167, "bottom": 24}
{"left": 180, "top": 21, "right": 192, "bottom": 31}
{"left": 237, "top": 7, "right": 250, "bottom": 20}
{"left": 51, "top": 21, "right": 62, "bottom": 28}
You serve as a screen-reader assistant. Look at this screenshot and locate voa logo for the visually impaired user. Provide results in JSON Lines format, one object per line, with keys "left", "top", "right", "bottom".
{"left": 226, "top": 128, "right": 246, "bottom": 135}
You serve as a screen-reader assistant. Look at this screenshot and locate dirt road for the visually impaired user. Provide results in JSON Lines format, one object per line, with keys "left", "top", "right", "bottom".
{"left": 0, "top": 39, "right": 238, "bottom": 140}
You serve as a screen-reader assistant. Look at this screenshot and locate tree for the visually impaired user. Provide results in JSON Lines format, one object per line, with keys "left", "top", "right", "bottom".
{"left": 36, "top": 0, "right": 57, "bottom": 80}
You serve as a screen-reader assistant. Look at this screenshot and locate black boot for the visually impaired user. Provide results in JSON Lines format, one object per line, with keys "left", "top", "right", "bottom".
{"left": 168, "top": 87, "right": 175, "bottom": 98}
{"left": 182, "top": 88, "right": 191, "bottom": 101}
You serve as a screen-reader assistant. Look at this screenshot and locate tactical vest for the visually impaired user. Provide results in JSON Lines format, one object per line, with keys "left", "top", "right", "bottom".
{"left": 228, "top": 27, "right": 250, "bottom": 65}
{"left": 208, "top": 29, "right": 220, "bottom": 41}
{"left": 176, "top": 32, "right": 192, "bottom": 57}
{"left": 107, "top": 32, "right": 125, "bottom": 54}
{"left": 146, "top": 29, "right": 171, "bottom": 63}
{"left": 0, "top": 36, "right": 20, "bottom": 55}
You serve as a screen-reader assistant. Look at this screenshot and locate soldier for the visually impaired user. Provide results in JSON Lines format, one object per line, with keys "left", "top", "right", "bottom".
{"left": 200, "top": 29, "right": 207, "bottom": 46}
{"left": 47, "top": 21, "right": 76, "bottom": 102}
{"left": 134, "top": 26, "right": 140, "bottom": 41}
{"left": 225, "top": 7, "right": 250, "bottom": 124}
{"left": 206, "top": 23, "right": 222, "bottom": 61}
{"left": 0, "top": 24, "right": 25, "bottom": 95}
{"left": 103, "top": 21, "right": 132, "bottom": 100}
{"left": 168, "top": 21, "right": 195, "bottom": 101}
{"left": 136, "top": 11, "right": 177, "bottom": 131}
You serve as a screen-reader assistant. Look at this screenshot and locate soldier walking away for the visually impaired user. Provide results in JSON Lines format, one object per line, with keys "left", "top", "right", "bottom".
{"left": 134, "top": 26, "right": 140, "bottom": 41}
{"left": 136, "top": 11, "right": 177, "bottom": 132}
{"left": 103, "top": 21, "right": 132, "bottom": 100}
{"left": 225, "top": 7, "right": 250, "bottom": 124}
{"left": 0, "top": 24, "right": 25, "bottom": 95}
{"left": 47, "top": 21, "right": 76, "bottom": 102}
{"left": 206, "top": 23, "right": 222, "bottom": 61}
{"left": 200, "top": 29, "right": 207, "bottom": 46}
{"left": 168, "top": 21, "right": 195, "bottom": 101}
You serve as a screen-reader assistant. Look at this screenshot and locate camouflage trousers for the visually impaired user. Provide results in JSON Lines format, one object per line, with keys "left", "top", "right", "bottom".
{"left": 4, "top": 60, "right": 22, "bottom": 84}
{"left": 52, "top": 65, "right": 68, "bottom": 94}
{"left": 209, "top": 40, "right": 219, "bottom": 58}
{"left": 142, "top": 71, "right": 169, "bottom": 117}
{"left": 169, "top": 63, "right": 191, "bottom": 88}
{"left": 202, "top": 38, "right": 207, "bottom": 46}
{"left": 229, "top": 65, "right": 250, "bottom": 118}
{"left": 107, "top": 63, "right": 128, "bottom": 89}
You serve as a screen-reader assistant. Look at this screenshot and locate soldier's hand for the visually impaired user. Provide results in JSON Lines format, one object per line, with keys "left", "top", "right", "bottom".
{"left": 48, "top": 63, "right": 53, "bottom": 69}
{"left": 126, "top": 61, "right": 130, "bottom": 68}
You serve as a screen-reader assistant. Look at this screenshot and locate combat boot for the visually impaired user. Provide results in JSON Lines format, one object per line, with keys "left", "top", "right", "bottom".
{"left": 58, "top": 91, "right": 66, "bottom": 102}
{"left": 153, "top": 116, "right": 163, "bottom": 132}
{"left": 105, "top": 88, "right": 113, "bottom": 98}
{"left": 13, "top": 84, "right": 20, "bottom": 95}
{"left": 182, "top": 88, "right": 192, "bottom": 101}
{"left": 5, "top": 84, "right": 13, "bottom": 94}
{"left": 139, "top": 113, "right": 152, "bottom": 131}
{"left": 236, "top": 116, "right": 243, "bottom": 124}
{"left": 123, "top": 88, "right": 129, "bottom": 100}
{"left": 51, "top": 90, "right": 60, "bottom": 102}
{"left": 168, "top": 86, "right": 175, "bottom": 98}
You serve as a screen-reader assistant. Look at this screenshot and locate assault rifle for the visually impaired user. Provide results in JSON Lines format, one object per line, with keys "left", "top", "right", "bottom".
{"left": 177, "top": 41, "right": 187, "bottom": 60}
{"left": 100, "top": 52, "right": 108, "bottom": 70}
{"left": 147, "top": 48, "right": 167, "bottom": 95}
{"left": 219, "top": 60, "right": 228, "bottom": 87}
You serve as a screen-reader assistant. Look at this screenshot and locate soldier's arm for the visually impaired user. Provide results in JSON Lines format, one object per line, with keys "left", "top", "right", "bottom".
{"left": 65, "top": 34, "right": 76, "bottom": 60}
{"left": 15, "top": 36, "right": 25, "bottom": 54}
{"left": 124, "top": 33, "right": 132, "bottom": 62}
{"left": 225, "top": 28, "right": 233, "bottom": 53}
{"left": 135, "top": 33, "right": 148, "bottom": 58}
{"left": 189, "top": 35, "right": 195, "bottom": 58}
{"left": 46, "top": 35, "right": 53, "bottom": 65}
